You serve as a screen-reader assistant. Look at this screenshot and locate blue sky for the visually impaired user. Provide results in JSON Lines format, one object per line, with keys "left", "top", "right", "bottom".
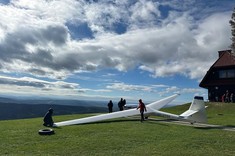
{"left": 0, "top": 0, "right": 234, "bottom": 104}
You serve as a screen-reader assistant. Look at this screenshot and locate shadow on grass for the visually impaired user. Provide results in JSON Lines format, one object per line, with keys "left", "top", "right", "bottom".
{"left": 194, "top": 125, "right": 235, "bottom": 130}
{"left": 146, "top": 119, "right": 170, "bottom": 127}
{"left": 81, "top": 118, "right": 170, "bottom": 126}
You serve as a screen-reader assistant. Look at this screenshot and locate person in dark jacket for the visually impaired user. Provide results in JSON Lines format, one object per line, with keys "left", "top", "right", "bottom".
{"left": 107, "top": 100, "right": 113, "bottom": 113}
{"left": 137, "top": 99, "right": 147, "bottom": 122}
{"left": 118, "top": 98, "right": 124, "bottom": 111}
{"left": 123, "top": 99, "right": 126, "bottom": 109}
{"left": 43, "top": 108, "right": 54, "bottom": 127}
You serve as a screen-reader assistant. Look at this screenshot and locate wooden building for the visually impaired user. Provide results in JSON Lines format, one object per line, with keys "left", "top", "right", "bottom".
{"left": 199, "top": 50, "right": 235, "bottom": 102}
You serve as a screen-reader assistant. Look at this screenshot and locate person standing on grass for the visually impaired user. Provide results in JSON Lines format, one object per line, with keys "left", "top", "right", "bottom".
{"left": 43, "top": 108, "right": 54, "bottom": 127}
{"left": 230, "top": 93, "right": 234, "bottom": 103}
{"left": 137, "top": 99, "right": 147, "bottom": 122}
{"left": 118, "top": 98, "right": 124, "bottom": 111}
{"left": 123, "top": 99, "right": 126, "bottom": 109}
{"left": 225, "top": 90, "right": 230, "bottom": 103}
{"left": 107, "top": 100, "right": 113, "bottom": 113}
{"left": 222, "top": 94, "right": 225, "bottom": 102}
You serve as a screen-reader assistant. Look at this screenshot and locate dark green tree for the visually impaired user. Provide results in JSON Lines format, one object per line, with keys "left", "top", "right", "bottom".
{"left": 229, "top": 7, "right": 235, "bottom": 54}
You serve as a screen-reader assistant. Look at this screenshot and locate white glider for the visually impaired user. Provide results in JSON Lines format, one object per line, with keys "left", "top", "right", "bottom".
{"left": 54, "top": 94, "right": 207, "bottom": 127}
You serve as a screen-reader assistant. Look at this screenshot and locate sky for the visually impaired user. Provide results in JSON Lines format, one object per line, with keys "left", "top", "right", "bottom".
{"left": 0, "top": 0, "right": 234, "bottom": 104}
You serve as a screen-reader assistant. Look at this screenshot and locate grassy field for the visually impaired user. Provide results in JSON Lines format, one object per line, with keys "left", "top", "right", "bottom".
{"left": 0, "top": 102, "right": 235, "bottom": 156}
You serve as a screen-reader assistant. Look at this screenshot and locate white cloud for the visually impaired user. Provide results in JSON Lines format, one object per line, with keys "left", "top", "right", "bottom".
{"left": 0, "top": 75, "right": 114, "bottom": 98}
{"left": 152, "top": 84, "right": 168, "bottom": 88}
{"left": 0, "top": 0, "right": 232, "bottom": 82}
{"left": 158, "top": 86, "right": 206, "bottom": 97}
{"left": 129, "top": 0, "right": 161, "bottom": 28}
{"left": 0, "top": 75, "right": 80, "bottom": 96}
{"left": 106, "top": 82, "right": 154, "bottom": 92}
{"left": 10, "top": 0, "right": 84, "bottom": 24}
{"left": 181, "top": 88, "right": 205, "bottom": 94}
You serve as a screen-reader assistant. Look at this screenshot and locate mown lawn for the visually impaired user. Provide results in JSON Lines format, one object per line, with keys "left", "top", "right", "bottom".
{"left": 0, "top": 102, "right": 234, "bottom": 156}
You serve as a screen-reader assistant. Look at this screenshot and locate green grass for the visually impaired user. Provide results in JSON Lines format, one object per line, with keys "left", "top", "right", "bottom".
{"left": 0, "top": 103, "right": 235, "bottom": 156}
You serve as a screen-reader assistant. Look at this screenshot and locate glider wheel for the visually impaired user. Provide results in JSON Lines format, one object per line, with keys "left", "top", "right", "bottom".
{"left": 38, "top": 128, "right": 55, "bottom": 135}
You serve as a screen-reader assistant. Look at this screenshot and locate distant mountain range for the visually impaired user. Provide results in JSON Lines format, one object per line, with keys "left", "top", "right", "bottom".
{"left": 0, "top": 96, "right": 107, "bottom": 107}
{"left": 0, "top": 96, "right": 179, "bottom": 120}
{"left": 0, "top": 96, "right": 115, "bottom": 120}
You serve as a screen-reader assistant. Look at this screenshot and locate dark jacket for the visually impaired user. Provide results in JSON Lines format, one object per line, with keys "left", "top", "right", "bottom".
{"left": 43, "top": 109, "right": 54, "bottom": 126}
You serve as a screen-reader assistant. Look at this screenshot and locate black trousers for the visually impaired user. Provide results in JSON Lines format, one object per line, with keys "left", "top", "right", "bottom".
{"left": 140, "top": 111, "right": 144, "bottom": 122}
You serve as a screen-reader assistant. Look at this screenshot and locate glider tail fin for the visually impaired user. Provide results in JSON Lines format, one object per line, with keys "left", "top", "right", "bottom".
{"left": 179, "top": 96, "right": 207, "bottom": 123}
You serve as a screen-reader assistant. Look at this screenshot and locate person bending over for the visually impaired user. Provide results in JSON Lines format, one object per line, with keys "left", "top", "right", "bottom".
{"left": 43, "top": 108, "right": 54, "bottom": 127}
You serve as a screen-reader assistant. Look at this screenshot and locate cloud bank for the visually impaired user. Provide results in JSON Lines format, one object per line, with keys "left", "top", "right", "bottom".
{"left": 0, "top": 0, "right": 233, "bottom": 99}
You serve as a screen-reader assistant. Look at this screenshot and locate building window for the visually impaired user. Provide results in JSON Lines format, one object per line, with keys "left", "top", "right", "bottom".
{"left": 219, "top": 70, "right": 226, "bottom": 78}
{"left": 227, "top": 70, "right": 235, "bottom": 78}
{"left": 219, "top": 69, "right": 235, "bottom": 78}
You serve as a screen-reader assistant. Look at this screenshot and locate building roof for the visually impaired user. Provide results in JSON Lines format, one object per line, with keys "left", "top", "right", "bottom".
{"left": 213, "top": 50, "right": 235, "bottom": 67}
{"left": 199, "top": 50, "right": 235, "bottom": 88}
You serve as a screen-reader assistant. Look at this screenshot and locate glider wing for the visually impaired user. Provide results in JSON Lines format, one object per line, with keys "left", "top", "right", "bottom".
{"left": 54, "top": 94, "right": 179, "bottom": 127}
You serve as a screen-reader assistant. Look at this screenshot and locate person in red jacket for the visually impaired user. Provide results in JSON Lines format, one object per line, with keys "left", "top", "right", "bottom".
{"left": 137, "top": 99, "right": 147, "bottom": 122}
